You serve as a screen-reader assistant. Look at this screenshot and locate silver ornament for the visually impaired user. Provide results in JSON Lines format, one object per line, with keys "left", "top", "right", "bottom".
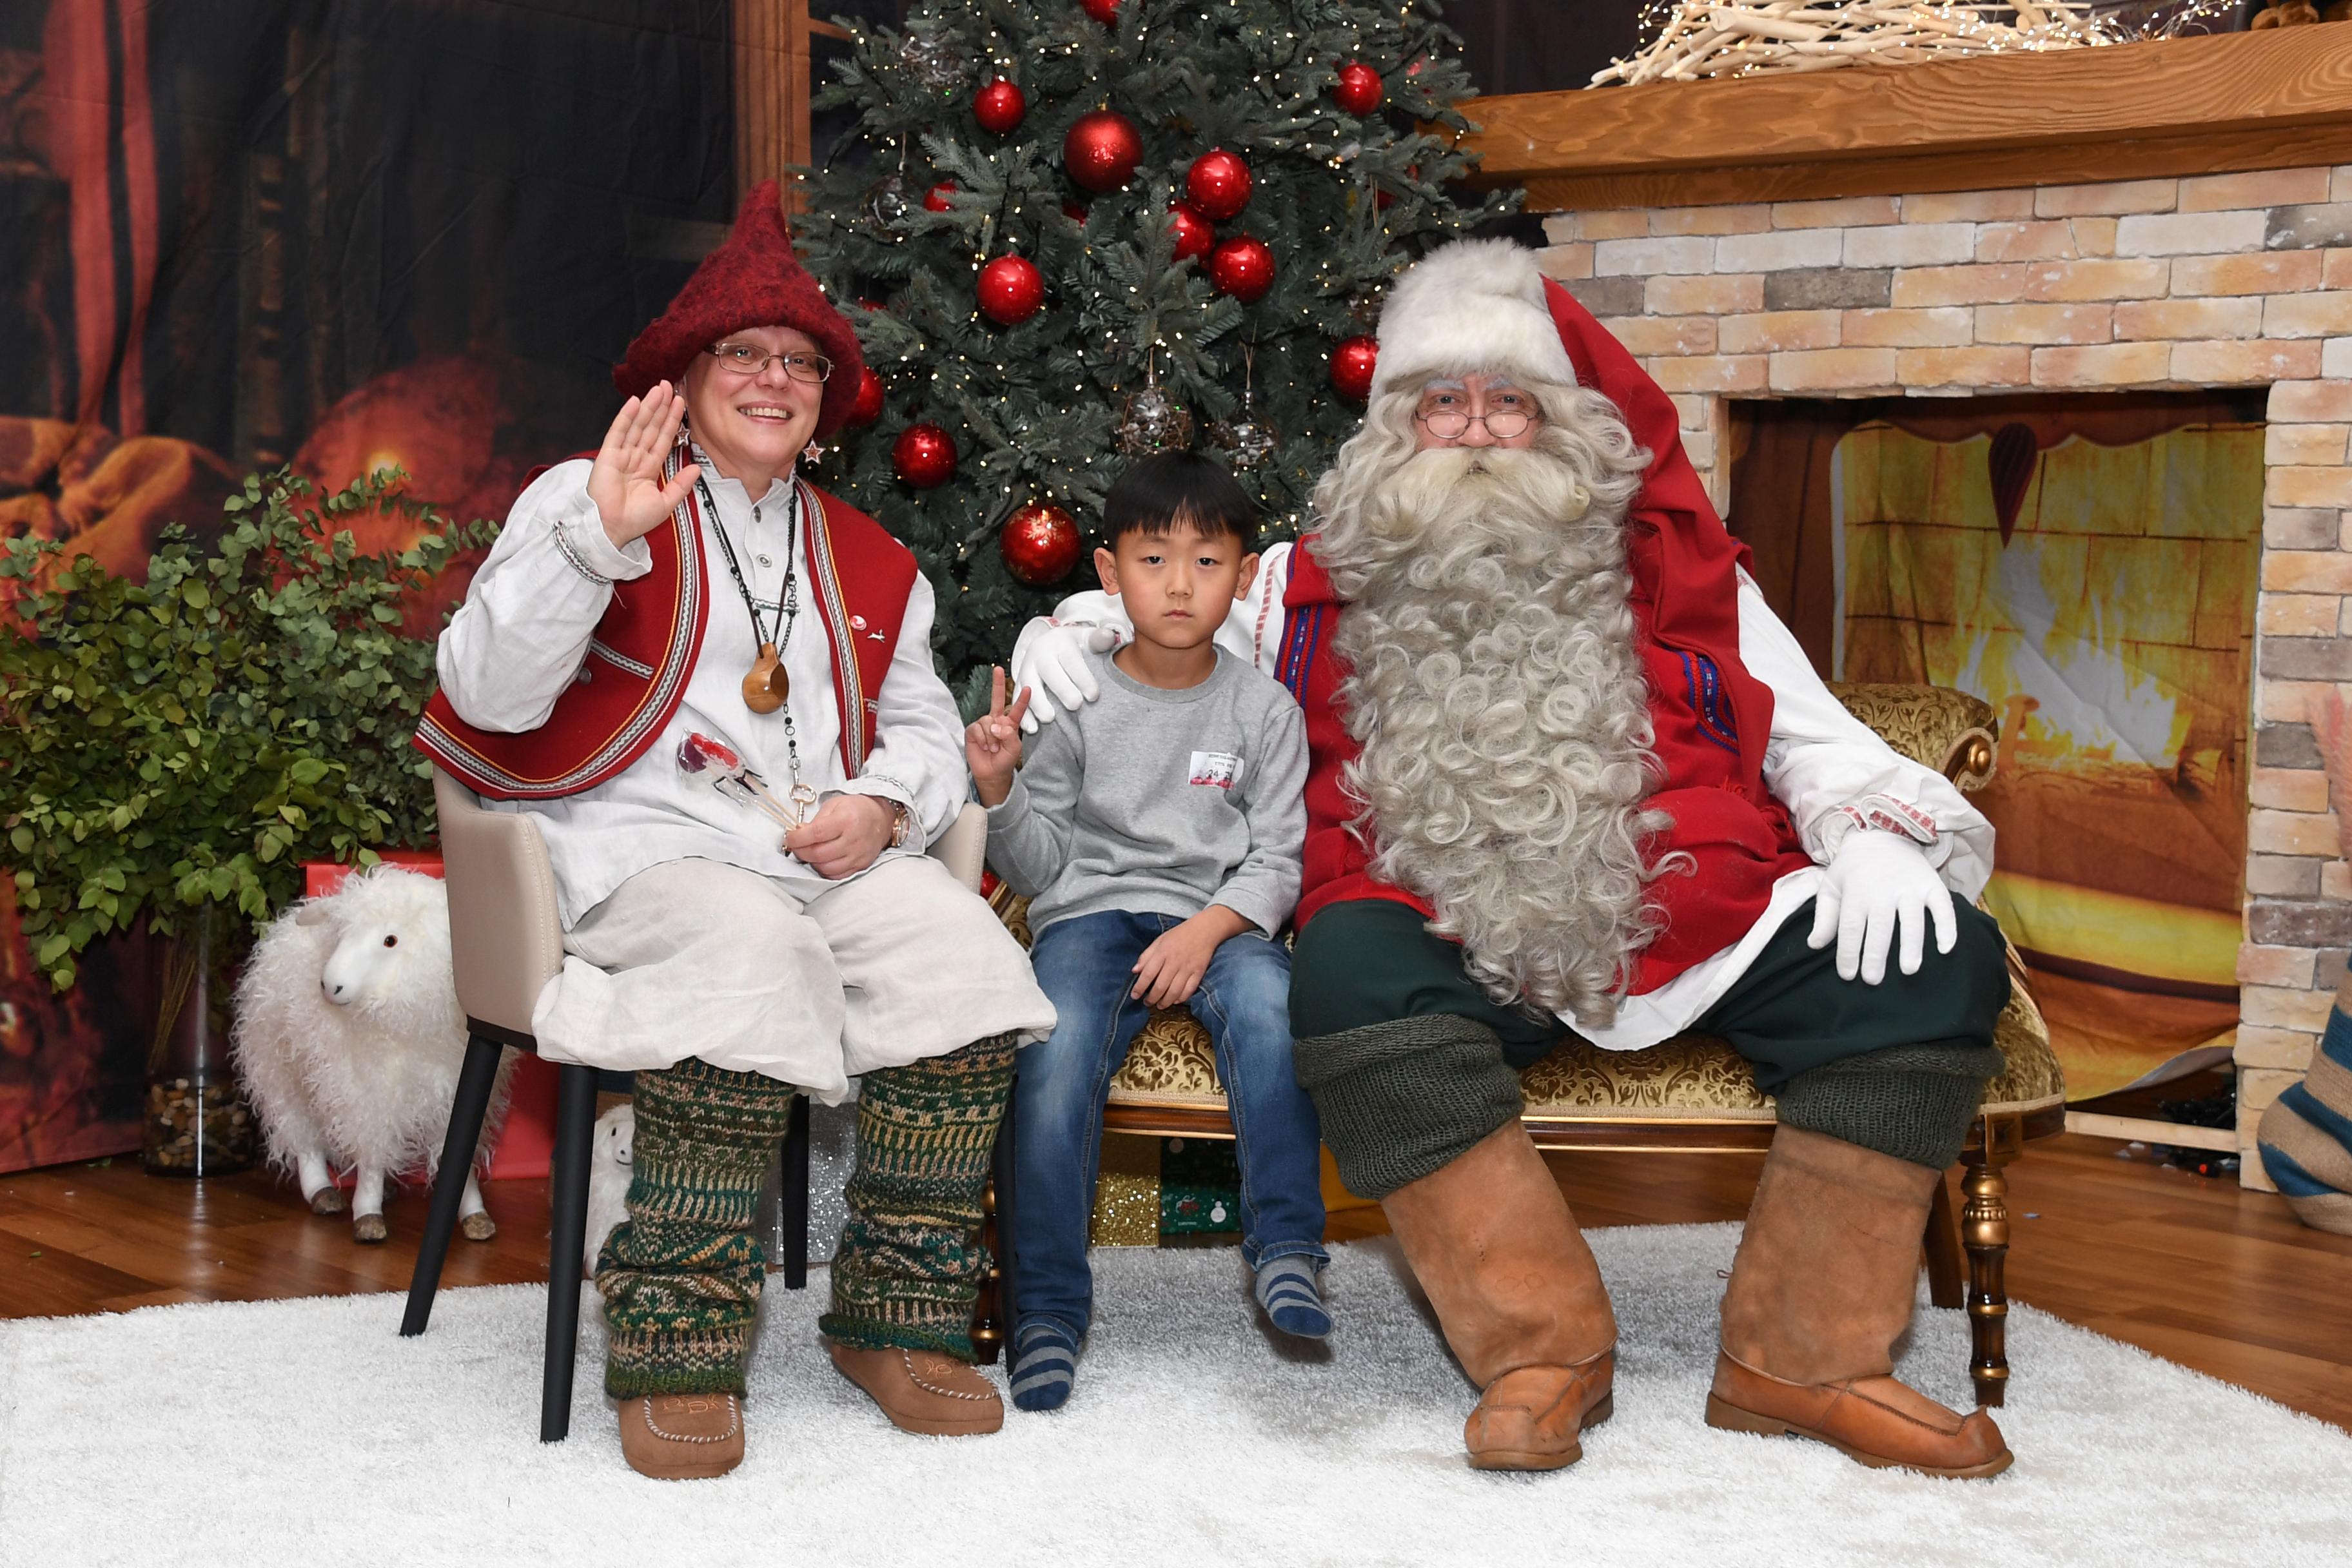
{"left": 862, "top": 174, "right": 911, "bottom": 235}
{"left": 901, "top": 33, "right": 965, "bottom": 92}
{"left": 1117, "top": 384, "right": 1194, "bottom": 456}
{"left": 1208, "top": 416, "right": 1277, "bottom": 469}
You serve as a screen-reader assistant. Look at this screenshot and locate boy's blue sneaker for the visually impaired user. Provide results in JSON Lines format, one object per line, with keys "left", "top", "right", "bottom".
{"left": 1010, "top": 1319, "right": 1080, "bottom": 1411}
{"left": 1255, "top": 1256, "right": 1332, "bottom": 1338}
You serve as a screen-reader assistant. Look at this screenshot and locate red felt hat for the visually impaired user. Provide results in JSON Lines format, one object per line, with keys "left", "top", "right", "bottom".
{"left": 612, "top": 181, "right": 867, "bottom": 439}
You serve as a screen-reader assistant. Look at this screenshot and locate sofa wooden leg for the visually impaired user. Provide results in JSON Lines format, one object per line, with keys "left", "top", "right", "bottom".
{"left": 1959, "top": 1119, "right": 2016, "bottom": 1409}
{"left": 1924, "top": 1168, "right": 1965, "bottom": 1311}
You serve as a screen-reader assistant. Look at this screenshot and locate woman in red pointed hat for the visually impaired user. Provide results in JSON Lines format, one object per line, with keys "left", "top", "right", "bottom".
{"left": 420, "top": 181, "right": 1053, "bottom": 1478}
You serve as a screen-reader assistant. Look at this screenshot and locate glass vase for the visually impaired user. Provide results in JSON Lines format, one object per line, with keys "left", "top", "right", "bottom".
{"left": 142, "top": 905, "right": 257, "bottom": 1177}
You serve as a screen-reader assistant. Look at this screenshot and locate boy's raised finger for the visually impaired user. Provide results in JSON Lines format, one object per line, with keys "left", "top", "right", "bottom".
{"left": 988, "top": 664, "right": 1008, "bottom": 718}
{"left": 1008, "top": 685, "right": 1034, "bottom": 729}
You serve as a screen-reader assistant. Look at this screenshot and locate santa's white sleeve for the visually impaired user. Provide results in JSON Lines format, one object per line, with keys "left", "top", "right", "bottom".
{"left": 834, "top": 572, "right": 969, "bottom": 844}
{"left": 1010, "top": 538, "right": 1296, "bottom": 681}
{"left": 1743, "top": 569, "right": 1995, "bottom": 901}
{"left": 436, "top": 459, "right": 652, "bottom": 733}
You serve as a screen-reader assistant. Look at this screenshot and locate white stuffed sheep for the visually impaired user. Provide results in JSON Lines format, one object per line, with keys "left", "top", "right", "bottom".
{"left": 584, "top": 1103, "right": 634, "bottom": 1270}
{"left": 231, "top": 865, "right": 513, "bottom": 1244}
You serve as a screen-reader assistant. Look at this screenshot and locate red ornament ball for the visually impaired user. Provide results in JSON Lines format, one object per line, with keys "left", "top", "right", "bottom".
{"left": 1168, "top": 201, "right": 1215, "bottom": 262}
{"left": 1208, "top": 235, "right": 1276, "bottom": 303}
{"left": 1331, "top": 61, "right": 1384, "bottom": 117}
{"left": 977, "top": 254, "right": 1046, "bottom": 325}
{"left": 848, "top": 366, "right": 885, "bottom": 426}
{"left": 923, "top": 181, "right": 958, "bottom": 213}
{"left": 1064, "top": 110, "right": 1142, "bottom": 193}
{"left": 1080, "top": 0, "right": 1119, "bottom": 22}
{"left": 974, "top": 77, "right": 1026, "bottom": 135}
{"left": 1000, "top": 501, "right": 1081, "bottom": 585}
{"left": 1185, "top": 149, "right": 1253, "bottom": 222}
{"left": 892, "top": 424, "right": 958, "bottom": 488}
{"left": 1329, "top": 335, "right": 1378, "bottom": 402}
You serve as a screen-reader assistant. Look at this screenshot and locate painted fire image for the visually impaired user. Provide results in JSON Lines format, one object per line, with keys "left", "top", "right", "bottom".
{"left": 1828, "top": 412, "right": 2262, "bottom": 1099}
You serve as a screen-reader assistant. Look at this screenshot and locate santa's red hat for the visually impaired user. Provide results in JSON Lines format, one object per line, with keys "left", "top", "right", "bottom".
{"left": 612, "top": 180, "right": 866, "bottom": 438}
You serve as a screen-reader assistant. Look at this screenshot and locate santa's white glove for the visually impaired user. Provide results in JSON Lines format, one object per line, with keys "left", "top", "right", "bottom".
{"left": 1009, "top": 623, "right": 1121, "bottom": 733}
{"left": 1807, "top": 829, "right": 1957, "bottom": 986}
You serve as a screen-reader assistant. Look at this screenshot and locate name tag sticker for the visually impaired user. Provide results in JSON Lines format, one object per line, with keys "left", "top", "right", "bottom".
{"left": 1188, "top": 750, "right": 1244, "bottom": 790}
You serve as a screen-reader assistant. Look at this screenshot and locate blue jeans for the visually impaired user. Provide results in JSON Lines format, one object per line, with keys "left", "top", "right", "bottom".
{"left": 1010, "top": 908, "right": 1329, "bottom": 1340}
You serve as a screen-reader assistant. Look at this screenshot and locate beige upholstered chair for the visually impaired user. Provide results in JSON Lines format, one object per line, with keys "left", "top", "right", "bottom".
{"left": 400, "top": 767, "right": 988, "bottom": 1440}
{"left": 994, "top": 684, "right": 2064, "bottom": 1409}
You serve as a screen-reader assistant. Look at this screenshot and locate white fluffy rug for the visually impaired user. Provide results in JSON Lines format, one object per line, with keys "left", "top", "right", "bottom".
{"left": 3, "top": 1223, "right": 2346, "bottom": 1568}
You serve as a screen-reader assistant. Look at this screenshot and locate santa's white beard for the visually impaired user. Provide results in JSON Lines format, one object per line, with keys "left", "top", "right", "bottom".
{"left": 1320, "top": 443, "right": 1664, "bottom": 1028}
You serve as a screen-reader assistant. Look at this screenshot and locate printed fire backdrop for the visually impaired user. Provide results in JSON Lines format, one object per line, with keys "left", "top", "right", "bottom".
{"left": 0, "top": 0, "right": 732, "bottom": 1173}
{"left": 1731, "top": 393, "right": 2266, "bottom": 1101}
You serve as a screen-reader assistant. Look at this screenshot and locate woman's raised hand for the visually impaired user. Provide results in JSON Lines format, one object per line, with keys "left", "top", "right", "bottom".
{"left": 587, "top": 382, "right": 700, "bottom": 549}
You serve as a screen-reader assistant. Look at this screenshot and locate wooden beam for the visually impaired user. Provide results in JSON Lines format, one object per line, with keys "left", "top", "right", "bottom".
{"left": 1454, "top": 26, "right": 2352, "bottom": 210}
{"left": 734, "top": 0, "right": 818, "bottom": 208}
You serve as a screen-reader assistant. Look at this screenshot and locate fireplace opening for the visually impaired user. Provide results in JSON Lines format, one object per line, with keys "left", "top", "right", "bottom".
{"left": 1725, "top": 389, "right": 2269, "bottom": 1101}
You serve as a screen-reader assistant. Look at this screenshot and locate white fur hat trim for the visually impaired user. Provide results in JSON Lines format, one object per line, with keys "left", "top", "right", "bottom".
{"left": 1371, "top": 238, "right": 1576, "bottom": 400}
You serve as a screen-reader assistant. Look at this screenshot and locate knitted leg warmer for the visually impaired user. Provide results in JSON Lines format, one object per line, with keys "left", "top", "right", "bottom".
{"left": 820, "top": 1032, "right": 1017, "bottom": 1359}
{"left": 597, "top": 1055, "right": 800, "bottom": 1398}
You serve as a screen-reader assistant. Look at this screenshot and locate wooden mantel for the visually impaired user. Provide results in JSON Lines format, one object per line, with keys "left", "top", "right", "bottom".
{"left": 1455, "top": 26, "right": 2352, "bottom": 210}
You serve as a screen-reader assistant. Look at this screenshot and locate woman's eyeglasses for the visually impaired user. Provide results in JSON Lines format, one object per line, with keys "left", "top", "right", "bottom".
{"left": 707, "top": 343, "right": 832, "bottom": 382}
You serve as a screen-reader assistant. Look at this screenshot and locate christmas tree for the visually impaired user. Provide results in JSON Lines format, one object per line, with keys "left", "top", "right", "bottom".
{"left": 793, "top": 0, "right": 1514, "bottom": 706}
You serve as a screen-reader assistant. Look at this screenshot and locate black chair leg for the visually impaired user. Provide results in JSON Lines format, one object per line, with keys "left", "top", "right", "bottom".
{"left": 541, "top": 1062, "right": 600, "bottom": 1442}
{"left": 400, "top": 1032, "right": 507, "bottom": 1338}
{"left": 780, "top": 1093, "right": 810, "bottom": 1290}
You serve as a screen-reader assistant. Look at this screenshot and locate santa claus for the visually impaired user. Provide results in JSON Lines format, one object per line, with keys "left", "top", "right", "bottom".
{"left": 1014, "top": 239, "right": 2015, "bottom": 1478}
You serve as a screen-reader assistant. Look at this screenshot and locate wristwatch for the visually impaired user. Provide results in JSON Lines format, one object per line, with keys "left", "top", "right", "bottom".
{"left": 887, "top": 799, "right": 916, "bottom": 849}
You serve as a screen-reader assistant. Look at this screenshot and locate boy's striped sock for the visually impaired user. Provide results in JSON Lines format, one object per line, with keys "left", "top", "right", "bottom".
{"left": 1254, "top": 1255, "right": 1332, "bottom": 1338}
{"left": 1010, "top": 1319, "right": 1079, "bottom": 1412}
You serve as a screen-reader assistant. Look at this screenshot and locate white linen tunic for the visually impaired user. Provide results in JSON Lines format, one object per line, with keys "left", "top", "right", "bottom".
{"left": 1019, "top": 539, "right": 1994, "bottom": 1054}
{"left": 437, "top": 457, "right": 1054, "bottom": 1096}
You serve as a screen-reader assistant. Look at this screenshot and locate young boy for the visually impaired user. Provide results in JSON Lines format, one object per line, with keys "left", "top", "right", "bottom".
{"left": 966, "top": 452, "right": 1328, "bottom": 1413}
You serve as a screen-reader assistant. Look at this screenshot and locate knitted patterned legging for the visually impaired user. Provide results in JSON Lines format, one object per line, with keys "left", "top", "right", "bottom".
{"left": 598, "top": 1034, "right": 1015, "bottom": 1398}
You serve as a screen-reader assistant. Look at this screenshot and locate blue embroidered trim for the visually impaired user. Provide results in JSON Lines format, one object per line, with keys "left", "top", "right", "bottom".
{"left": 1279, "top": 604, "right": 1326, "bottom": 700}
{"left": 1678, "top": 650, "right": 1741, "bottom": 755}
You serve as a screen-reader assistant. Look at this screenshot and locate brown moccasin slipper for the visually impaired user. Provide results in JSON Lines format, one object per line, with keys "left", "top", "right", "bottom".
{"left": 825, "top": 1340, "right": 1003, "bottom": 1436}
{"left": 618, "top": 1392, "right": 744, "bottom": 1480}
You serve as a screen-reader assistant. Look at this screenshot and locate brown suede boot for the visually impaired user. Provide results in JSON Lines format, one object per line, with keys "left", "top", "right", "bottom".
{"left": 1709, "top": 1126, "right": 2010, "bottom": 1478}
{"left": 1381, "top": 1121, "right": 1617, "bottom": 1471}
{"left": 616, "top": 1392, "right": 744, "bottom": 1480}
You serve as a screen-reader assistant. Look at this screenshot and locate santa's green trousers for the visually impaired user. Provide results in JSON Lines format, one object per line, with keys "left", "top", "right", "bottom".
{"left": 1289, "top": 899, "right": 2008, "bottom": 1200}
{"left": 596, "top": 1034, "right": 1015, "bottom": 1398}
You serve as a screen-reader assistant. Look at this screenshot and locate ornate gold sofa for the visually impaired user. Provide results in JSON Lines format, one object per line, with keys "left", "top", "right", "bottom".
{"left": 988, "top": 684, "right": 2064, "bottom": 1407}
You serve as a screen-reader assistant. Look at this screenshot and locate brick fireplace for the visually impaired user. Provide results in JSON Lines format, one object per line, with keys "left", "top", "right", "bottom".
{"left": 1460, "top": 28, "right": 2352, "bottom": 1184}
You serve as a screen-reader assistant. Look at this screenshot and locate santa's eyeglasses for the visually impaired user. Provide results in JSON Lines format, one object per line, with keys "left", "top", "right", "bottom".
{"left": 707, "top": 343, "right": 833, "bottom": 382}
{"left": 1415, "top": 407, "right": 1538, "bottom": 441}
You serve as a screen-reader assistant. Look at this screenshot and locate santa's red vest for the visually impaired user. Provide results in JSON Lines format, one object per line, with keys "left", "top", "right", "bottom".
{"left": 415, "top": 464, "right": 917, "bottom": 800}
{"left": 1279, "top": 280, "right": 1814, "bottom": 997}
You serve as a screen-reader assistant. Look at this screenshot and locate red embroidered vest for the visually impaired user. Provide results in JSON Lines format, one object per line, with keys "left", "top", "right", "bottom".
{"left": 1279, "top": 280, "right": 1814, "bottom": 997}
{"left": 415, "top": 458, "right": 917, "bottom": 801}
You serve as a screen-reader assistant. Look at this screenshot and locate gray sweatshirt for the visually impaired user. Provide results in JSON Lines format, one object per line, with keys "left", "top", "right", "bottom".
{"left": 985, "top": 647, "right": 1307, "bottom": 937}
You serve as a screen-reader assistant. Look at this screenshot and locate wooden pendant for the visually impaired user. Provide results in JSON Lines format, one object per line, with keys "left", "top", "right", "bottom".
{"left": 742, "top": 643, "right": 789, "bottom": 713}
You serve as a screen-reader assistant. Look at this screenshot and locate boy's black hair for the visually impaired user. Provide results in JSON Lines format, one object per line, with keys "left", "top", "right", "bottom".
{"left": 1101, "top": 452, "right": 1256, "bottom": 545}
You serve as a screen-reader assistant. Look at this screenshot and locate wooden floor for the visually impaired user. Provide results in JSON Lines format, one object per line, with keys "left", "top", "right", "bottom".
{"left": 5, "top": 1133, "right": 2350, "bottom": 1430}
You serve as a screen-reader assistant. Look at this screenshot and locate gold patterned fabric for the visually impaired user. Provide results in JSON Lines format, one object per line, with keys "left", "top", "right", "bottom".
{"left": 1826, "top": 682, "right": 1999, "bottom": 792}
{"left": 992, "top": 680, "right": 2064, "bottom": 1127}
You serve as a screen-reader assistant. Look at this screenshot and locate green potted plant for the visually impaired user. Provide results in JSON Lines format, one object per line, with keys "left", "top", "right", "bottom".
{"left": 0, "top": 468, "right": 495, "bottom": 1174}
